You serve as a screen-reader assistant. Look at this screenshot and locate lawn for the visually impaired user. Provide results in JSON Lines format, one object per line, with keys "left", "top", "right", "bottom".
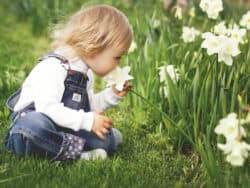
{"left": 0, "top": 0, "right": 250, "bottom": 187}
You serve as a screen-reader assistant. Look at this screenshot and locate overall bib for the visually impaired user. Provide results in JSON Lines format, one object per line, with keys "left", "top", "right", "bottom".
{"left": 4, "top": 53, "right": 116, "bottom": 161}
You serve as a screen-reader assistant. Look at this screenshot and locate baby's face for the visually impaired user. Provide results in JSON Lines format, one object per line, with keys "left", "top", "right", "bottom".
{"left": 85, "top": 47, "right": 125, "bottom": 77}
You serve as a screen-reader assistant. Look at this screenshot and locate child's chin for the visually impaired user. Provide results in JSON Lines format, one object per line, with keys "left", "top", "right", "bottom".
{"left": 99, "top": 73, "right": 107, "bottom": 77}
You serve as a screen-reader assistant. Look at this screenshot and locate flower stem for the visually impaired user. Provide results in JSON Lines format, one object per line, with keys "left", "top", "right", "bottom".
{"left": 237, "top": 95, "right": 242, "bottom": 141}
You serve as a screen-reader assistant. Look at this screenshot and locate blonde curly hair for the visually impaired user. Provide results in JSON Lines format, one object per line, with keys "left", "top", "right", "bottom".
{"left": 51, "top": 4, "right": 133, "bottom": 60}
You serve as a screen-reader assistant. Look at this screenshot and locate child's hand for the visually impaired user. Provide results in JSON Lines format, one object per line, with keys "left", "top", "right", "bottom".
{"left": 112, "top": 81, "right": 133, "bottom": 97}
{"left": 92, "top": 112, "right": 112, "bottom": 140}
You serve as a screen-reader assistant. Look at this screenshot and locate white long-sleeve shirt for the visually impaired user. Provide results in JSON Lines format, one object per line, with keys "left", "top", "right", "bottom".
{"left": 14, "top": 54, "right": 122, "bottom": 132}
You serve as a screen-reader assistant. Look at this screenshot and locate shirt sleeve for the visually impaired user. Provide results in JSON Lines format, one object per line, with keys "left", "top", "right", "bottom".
{"left": 86, "top": 70, "right": 123, "bottom": 111}
{"left": 31, "top": 59, "right": 94, "bottom": 131}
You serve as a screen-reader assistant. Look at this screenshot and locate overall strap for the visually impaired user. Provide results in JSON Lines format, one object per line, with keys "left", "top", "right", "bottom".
{"left": 41, "top": 52, "right": 73, "bottom": 70}
{"left": 6, "top": 87, "right": 22, "bottom": 112}
{"left": 38, "top": 52, "right": 69, "bottom": 64}
{"left": 38, "top": 52, "right": 73, "bottom": 72}
{"left": 38, "top": 52, "right": 88, "bottom": 78}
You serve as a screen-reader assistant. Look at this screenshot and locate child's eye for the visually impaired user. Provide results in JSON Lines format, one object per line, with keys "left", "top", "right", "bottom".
{"left": 115, "top": 56, "right": 121, "bottom": 60}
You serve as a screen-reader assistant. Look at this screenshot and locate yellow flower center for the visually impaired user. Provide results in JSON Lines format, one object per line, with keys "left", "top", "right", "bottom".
{"left": 211, "top": 41, "right": 218, "bottom": 48}
{"left": 233, "top": 34, "right": 239, "bottom": 39}
{"left": 227, "top": 126, "right": 235, "bottom": 134}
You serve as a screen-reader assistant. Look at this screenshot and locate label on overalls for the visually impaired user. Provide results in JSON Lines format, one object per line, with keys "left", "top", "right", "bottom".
{"left": 72, "top": 93, "right": 81, "bottom": 102}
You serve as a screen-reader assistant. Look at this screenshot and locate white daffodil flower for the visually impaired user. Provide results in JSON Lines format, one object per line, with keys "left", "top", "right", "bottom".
{"left": 226, "top": 141, "right": 250, "bottom": 166}
{"left": 199, "top": 0, "right": 223, "bottom": 19}
{"left": 174, "top": 6, "right": 182, "bottom": 20}
{"left": 181, "top": 26, "right": 201, "bottom": 43}
{"left": 213, "top": 21, "right": 228, "bottom": 36}
{"left": 217, "top": 35, "right": 241, "bottom": 66}
{"left": 228, "top": 27, "right": 247, "bottom": 44}
{"left": 201, "top": 32, "right": 220, "bottom": 55}
{"left": 159, "top": 65, "right": 179, "bottom": 83}
{"left": 103, "top": 66, "right": 133, "bottom": 91}
{"left": 218, "top": 140, "right": 250, "bottom": 166}
{"left": 188, "top": 7, "right": 196, "bottom": 18}
{"left": 206, "top": 8, "right": 219, "bottom": 20}
{"left": 128, "top": 41, "right": 137, "bottom": 53}
{"left": 216, "top": 112, "right": 250, "bottom": 167}
{"left": 199, "top": 0, "right": 210, "bottom": 12}
{"left": 210, "top": 0, "right": 223, "bottom": 15}
{"left": 214, "top": 113, "right": 246, "bottom": 141}
{"left": 152, "top": 19, "right": 160, "bottom": 29}
{"left": 207, "top": 1, "right": 223, "bottom": 19}
{"left": 240, "top": 11, "right": 250, "bottom": 30}
{"left": 159, "top": 65, "right": 179, "bottom": 98}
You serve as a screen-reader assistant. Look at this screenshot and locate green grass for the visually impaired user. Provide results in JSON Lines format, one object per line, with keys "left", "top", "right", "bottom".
{"left": 1, "top": 0, "right": 250, "bottom": 187}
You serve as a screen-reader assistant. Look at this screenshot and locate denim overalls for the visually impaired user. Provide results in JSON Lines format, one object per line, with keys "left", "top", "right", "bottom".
{"left": 4, "top": 53, "right": 116, "bottom": 161}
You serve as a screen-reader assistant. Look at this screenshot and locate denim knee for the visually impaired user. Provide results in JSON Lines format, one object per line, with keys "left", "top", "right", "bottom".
{"left": 81, "top": 129, "right": 116, "bottom": 154}
{"left": 4, "top": 111, "right": 64, "bottom": 159}
{"left": 4, "top": 132, "right": 57, "bottom": 159}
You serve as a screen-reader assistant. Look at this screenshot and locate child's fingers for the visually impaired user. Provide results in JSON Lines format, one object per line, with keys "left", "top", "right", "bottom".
{"left": 124, "top": 85, "right": 133, "bottom": 92}
{"left": 102, "top": 128, "right": 110, "bottom": 134}
{"left": 126, "top": 84, "right": 133, "bottom": 90}
{"left": 123, "top": 81, "right": 133, "bottom": 91}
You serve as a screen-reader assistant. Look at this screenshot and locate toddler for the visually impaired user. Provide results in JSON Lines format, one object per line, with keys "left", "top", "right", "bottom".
{"left": 4, "top": 4, "right": 133, "bottom": 161}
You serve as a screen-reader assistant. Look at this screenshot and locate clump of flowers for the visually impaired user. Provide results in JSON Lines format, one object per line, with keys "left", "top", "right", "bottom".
{"left": 201, "top": 32, "right": 241, "bottom": 66}
{"left": 199, "top": 0, "right": 223, "bottom": 19}
{"left": 201, "top": 21, "right": 247, "bottom": 66}
{"left": 183, "top": 1, "right": 247, "bottom": 66}
{"left": 181, "top": 26, "right": 201, "bottom": 43}
{"left": 215, "top": 113, "right": 250, "bottom": 166}
{"left": 213, "top": 22, "right": 247, "bottom": 44}
{"left": 103, "top": 66, "right": 134, "bottom": 91}
{"left": 158, "top": 65, "right": 179, "bottom": 97}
